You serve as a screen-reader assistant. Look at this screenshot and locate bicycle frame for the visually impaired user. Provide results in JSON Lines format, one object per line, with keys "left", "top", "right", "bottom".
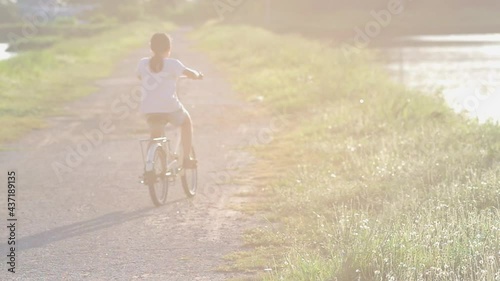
{"left": 139, "top": 124, "right": 183, "bottom": 180}
{"left": 163, "top": 124, "right": 183, "bottom": 176}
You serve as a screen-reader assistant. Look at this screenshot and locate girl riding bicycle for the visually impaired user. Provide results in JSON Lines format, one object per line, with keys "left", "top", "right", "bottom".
{"left": 136, "top": 32, "right": 203, "bottom": 169}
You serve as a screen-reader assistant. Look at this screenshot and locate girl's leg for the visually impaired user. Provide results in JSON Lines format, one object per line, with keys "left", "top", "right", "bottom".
{"left": 148, "top": 114, "right": 165, "bottom": 139}
{"left": 181, "top": 112, "right": 196, "bottom": 168}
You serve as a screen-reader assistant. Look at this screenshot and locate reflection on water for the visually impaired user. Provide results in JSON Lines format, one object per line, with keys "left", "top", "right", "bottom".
{"left": 0, "top": 43, "right": 16, "bottom": 61}
{"left": 379, "top": 34, "right": 500, "bottom": 123}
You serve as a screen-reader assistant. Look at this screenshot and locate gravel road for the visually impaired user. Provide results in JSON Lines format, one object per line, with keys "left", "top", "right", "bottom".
{"left": 0, "top": 28, "right": 269, "bottom": 281}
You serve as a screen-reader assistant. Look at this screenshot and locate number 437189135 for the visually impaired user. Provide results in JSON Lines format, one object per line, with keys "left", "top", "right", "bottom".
{"left": 7, "top": 171, "right": 16, "bottom": 217}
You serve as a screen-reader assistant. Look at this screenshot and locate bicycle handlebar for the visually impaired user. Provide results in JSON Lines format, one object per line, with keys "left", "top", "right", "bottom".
{"left": 179, "top": 69, "right": 204, "bottom": 80}
{"left": 179, "top": 71, "right": 204, "bottom": 80}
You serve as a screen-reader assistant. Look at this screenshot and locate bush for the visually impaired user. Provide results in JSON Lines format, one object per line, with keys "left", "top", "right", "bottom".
{"left": 0, "top": 3, "right": 20, "bottom": 24}
{"left": 0, "top": 23, "right": 24, "bottom": 41}
{"left": 96, "top": 0, "right": 145, "bottom": 22}
{"left": 0, "top": 22, "right": 112, "bottom": 52}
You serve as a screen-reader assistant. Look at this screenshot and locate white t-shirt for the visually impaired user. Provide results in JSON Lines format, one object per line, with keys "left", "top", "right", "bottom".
{"left": 136, "top": 57, "right": 187, "bottom": 114}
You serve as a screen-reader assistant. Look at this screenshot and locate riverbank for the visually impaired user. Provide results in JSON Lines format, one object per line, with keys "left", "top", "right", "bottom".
{"left": 0, "top": 22, "right": 168, "bottom": 144}
{"left": 193, "top": 24, "right": 500, "bottom": 280}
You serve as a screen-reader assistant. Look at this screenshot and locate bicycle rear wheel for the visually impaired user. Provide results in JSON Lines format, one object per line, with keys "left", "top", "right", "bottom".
{"left": 148, "top": 146, "right": 169, "bottom": 206}
{"left": 181, "top": 147, "right": 197, "bottom": 197}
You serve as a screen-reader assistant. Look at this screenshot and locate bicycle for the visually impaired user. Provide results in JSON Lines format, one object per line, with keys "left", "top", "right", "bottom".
{"left": 138, "top": 77, "right": 198, "bottom": 206}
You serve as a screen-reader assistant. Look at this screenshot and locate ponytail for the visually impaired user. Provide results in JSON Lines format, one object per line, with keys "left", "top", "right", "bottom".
{"left": 149, "top": 54, "right": 164, "bottom": 73}
{"left": 149, "top": 33, "right": 171, "bottom": 73}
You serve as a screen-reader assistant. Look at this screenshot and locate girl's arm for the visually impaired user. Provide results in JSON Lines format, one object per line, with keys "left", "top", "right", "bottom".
{"left": 183, "top": 68, "right": 204, "bottom": 80}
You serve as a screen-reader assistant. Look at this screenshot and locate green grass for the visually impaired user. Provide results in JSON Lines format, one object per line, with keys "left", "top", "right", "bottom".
{"left": 192, "top": 24, "right": 500, "bottom": 280}
{"left": 1, "top": 21, "right": 114, "bottom": 53}
{"left": 0, "top": 21, "right": 172, "bottom": 143}
{"left": 0, "top": 22, "right": 112, "bottom": 41}
{"left": 7, "top": 36, "right": 61, "bottom": 51}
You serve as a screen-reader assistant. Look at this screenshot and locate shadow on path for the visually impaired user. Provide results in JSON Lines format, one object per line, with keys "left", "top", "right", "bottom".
{"left": 5, "top": 198, "right": 189, "bottom": 253}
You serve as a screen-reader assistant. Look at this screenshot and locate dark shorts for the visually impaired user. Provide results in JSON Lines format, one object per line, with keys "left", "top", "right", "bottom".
{"left": 146, "top": 106, "right": 189, "bottom": 134}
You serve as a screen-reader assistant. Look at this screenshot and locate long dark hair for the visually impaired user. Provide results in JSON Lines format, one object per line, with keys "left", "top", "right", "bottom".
{"left": 149, "top": 33, "right": 171, "bottom": 73}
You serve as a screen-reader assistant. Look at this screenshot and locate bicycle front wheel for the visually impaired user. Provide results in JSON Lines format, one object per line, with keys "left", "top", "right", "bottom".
{"left": 181, "top": 147, "right": 198, "bottom": 197}
{"left": 148, "top": 146, "right": 168, "bottom": 206}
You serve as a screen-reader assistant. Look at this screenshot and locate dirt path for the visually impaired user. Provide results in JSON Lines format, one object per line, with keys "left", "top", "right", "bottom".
{"left": 0, "top": 28, "right": 266, "bottom": 280}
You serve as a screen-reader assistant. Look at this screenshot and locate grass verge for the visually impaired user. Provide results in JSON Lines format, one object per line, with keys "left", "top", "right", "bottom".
{"left": 0, "top": 21, "right": 171, "bottom": 144}
{"left": 192, "top": 24, "right": 500, "bottom": 280}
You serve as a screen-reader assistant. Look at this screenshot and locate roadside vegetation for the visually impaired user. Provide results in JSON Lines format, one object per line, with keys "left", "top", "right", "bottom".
{"left": 0, "top": 21, "right": 170, "bottom": 144}
{"left": 184, "top": 0, "right": 500, "bottom": 39}
{"left": 0, "top": 1, "right": 167, "bottom": 144}
{"left": 0, "top": 21, "right": 112, "bottom": 51}
{"left": 193, "top": 24, "right": 500, "bottom": 280}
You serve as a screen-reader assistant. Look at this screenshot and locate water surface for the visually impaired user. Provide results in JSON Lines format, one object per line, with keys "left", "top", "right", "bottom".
{"left": 379, "top": 34, "right": 500, "bottom": 123}
{"left": 0, "top": 43, "right": 16, "bottom": 61}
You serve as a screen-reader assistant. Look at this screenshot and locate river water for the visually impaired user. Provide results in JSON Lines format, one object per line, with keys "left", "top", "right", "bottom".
{"left": 378, "top": 34, "right": 500, "bottom": 123}
{"left": 0, "top": 43, "right": 15, "bottom": 61}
